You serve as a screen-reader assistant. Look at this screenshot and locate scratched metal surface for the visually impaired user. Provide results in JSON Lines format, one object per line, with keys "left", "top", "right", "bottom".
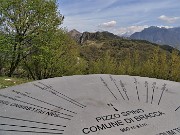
{"left": 0, "top": 74, "right": 180, "bottom": 135}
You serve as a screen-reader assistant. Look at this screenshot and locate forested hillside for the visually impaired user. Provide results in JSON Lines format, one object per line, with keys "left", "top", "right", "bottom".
{"left": 76, "top": 32, "right": 180, "bottom": 82}
{"left": 0, "top": 0, "right": 180, "bottom": 84}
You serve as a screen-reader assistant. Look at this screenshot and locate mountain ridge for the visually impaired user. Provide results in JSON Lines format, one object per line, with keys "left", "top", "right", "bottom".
{"left": 68, "top": 30, "right": 121, "bottom": 44}
{"left": 68, "top": 29, "right": 177, "bottom": 53}
{"left": 130, "top": 26, "right": 180, "bottom": 48}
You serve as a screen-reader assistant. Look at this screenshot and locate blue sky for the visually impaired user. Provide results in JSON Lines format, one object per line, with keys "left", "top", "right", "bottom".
{"left": 58, "top": 0, "right": 180, "bottom": 35}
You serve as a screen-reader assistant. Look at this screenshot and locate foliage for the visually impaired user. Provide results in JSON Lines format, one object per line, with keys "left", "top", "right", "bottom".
{"left": 168, "top": 50, "right": 180, "bottom": 81}
{"left": 0, "top": 0, "right": 179, "bottom": 83}
{"left": 89, "top": 51, "right": 117, "bottom": 74}
{"left": 23, "top": 30, "right": 83, "bottom": 80}
{"left": 80, "top": 39, "right": 180, "bottom": 82}
{"left": 0, "top": 0, "right": 63, "bottom": 76}
{"left": 0, "top": 32, "right": 11, "bottom": 75}
{"left": 0, "top": 76, "right": 30, "bottom": 89}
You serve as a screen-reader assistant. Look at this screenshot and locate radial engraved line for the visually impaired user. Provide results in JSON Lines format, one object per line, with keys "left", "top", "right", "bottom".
{"left": 11, "top": 90, "right": 77, "bottom": 114}
{"left": 145, "top": 81, "right": 148, "bottom": 103}
{"left": 0, "top": 94, "right": 73, "bottom": 120}
{"left": 32, "top": 84, "right": 77, "bottom": 114}
{"left": 134, "top": 78, "right": 140, "bottom": 101}
{"left": 0, "top": 123, "right": 64, "bottom": 132}
{"left": 120, "top": 80, "right": 129, "bottom": 100}
{"left": 0, "top": 129, "right": 63, "bottom": 134}
{"left": 100, "top": 77, "right": 117, "bottom": 100}
{"left": 151, "top": 82, "right": 156, "bottom": 104}
{"left": 38, "top": 82, "right": 86, "bottom": 108}
{"left": 158, "top": 84, "right": 167, "bottom": 105}
{"left": 109, "top": 75, "right": 125, "bottom": 100}
{"left": 0, "top": 115, "right": 66, "bottom": 127}
{"left": 175, "top": 106, "right": 180, "bottom": 111}
{"left": 33, "top": 83, "right": 84, "bottom": 108}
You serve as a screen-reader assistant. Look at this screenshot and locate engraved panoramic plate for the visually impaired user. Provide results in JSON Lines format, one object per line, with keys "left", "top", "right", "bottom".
{"left": 0, "top": 74, "right": 179, "bottom": 135}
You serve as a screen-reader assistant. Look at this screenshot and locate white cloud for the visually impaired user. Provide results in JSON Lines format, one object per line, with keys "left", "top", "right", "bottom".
{"left": 115, "top": 25, "right": 175, "bottom": 36}
{"left": 157, "top": 25, "right": 173, "bottom": 29}
{"left": 99, "top": 21, "right": 117, "bottom": 28}
{"left": 116, "top": 25, "right": 148, "bottom": 36}
{"left": 158, "top": 15, "right": 180, "bottom": 23}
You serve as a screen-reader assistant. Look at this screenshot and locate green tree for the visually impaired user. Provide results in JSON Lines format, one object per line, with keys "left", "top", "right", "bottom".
{"left": 141, "top": 59, "right": 153, "bottom": 77}
{"left": 89, "top": 51, "right": 117, "bottom": 74}
{"left": 23, "top": 30, "right": 80, "bottom": 80}
{"left": 98, "top": 51, "right": 117, "bottom": 74}
{"left": 89, "top": 60, "right": 102, "bottom": 74}
{"left": 119, "top": 50, "right": 133, "bottom": 75}
{"left": 169, "top": 50, "right": 180, "bottom": 81}
{"left": 141, "top": 47, "right": 160, "bottom": 78}
{"left": 151, "top": 47, "right": 160, "bottom": 78}
{"left": 158, "top": 51, "right": 168, "bottom": 80}
{"left": 132, "top": 50, "right": 141, "bottom": 75}
{"left": 0, "top": 0, "right": 63, "bottom": 76}
{"left": 0, "top": 32, "right": 9, "bottom": 75}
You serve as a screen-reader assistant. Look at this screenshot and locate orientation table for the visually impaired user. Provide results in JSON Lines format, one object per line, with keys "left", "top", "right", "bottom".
{"left": 0, "top": 74, "right": 180, "bottom": 135}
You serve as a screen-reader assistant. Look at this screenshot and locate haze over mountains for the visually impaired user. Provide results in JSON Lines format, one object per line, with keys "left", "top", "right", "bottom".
{"left": 68, "top": 29, "right": 177, "bottom": 53}
{"left": 69, "top": 26, "right": 180, "bottom": 49}
{"left": 130, "top": 26, "right": 180, "bottom": 48}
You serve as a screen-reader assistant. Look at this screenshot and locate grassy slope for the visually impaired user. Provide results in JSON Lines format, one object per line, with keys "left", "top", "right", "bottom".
{"left": 0, "top": 77, "right": 31, "bottom": 89}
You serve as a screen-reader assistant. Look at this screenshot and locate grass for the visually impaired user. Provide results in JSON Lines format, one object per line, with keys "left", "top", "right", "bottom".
{"left": 0, "top": 76, "right": 31, "bottom": 89}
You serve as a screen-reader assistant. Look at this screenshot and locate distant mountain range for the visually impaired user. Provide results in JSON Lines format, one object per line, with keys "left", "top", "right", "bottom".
{"left": 68, "top": 29, "right": 178, "bottom": 54}
{"left": 69, "top": 27, "right": 180, "bottom": 49}
{"left": 130, "top": 26, "right": 180, "bottom": 48}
